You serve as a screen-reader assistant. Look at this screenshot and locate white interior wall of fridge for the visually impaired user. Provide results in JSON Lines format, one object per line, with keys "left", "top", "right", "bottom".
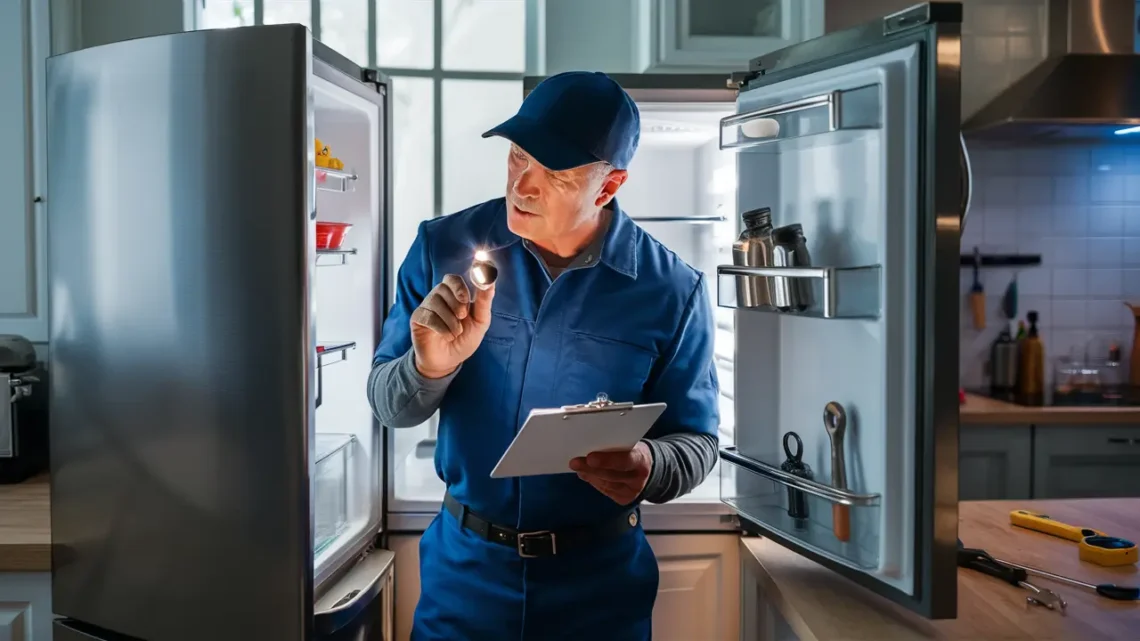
{"left": 729, "top": 44, "right": 921, "bottom": 593}
{"left": 311, "top": 75, "right": 382, "bottom": 575}
{"left": 617, "top": 103, "right": 736, "bottom": 502}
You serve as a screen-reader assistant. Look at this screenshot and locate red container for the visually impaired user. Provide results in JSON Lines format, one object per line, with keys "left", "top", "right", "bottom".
{"left": 316, "top": 222, "right": 352, "bottom": 250}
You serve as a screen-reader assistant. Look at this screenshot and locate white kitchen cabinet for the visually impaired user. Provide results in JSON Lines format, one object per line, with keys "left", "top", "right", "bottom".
{"left": 387, "top": 533, "right": 741, "bottom": 641}
{"left": 647, "top": 534, "right": 740, "bottom": 641}
{"left": 634, "top": 0, "right": 825, "bottom": 72}
{"left": 542, "top": 0, "right": 823, "bottom": 75}
{"left": 0, "top": 573, "right": 53, "bottom": 641}
{"left": 0, "top": 0, "right": 50, "bottom": 342}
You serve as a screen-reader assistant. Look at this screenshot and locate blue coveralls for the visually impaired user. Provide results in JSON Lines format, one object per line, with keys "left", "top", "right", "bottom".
{"left": 373, "top": 198, "right": 719, "bottom": 640}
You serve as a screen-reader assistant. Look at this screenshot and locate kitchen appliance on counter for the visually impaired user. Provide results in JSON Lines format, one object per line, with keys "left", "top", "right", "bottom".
{"left": 0, "top": 334, "right": 47, "bottom": 484}
{"left": 47, "top": 26, "right": 394, "bottom": 641}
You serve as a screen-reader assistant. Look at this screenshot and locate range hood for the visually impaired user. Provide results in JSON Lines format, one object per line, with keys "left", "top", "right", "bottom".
{"left": 963, "top": 0, "right": 1140, "bottom": 140}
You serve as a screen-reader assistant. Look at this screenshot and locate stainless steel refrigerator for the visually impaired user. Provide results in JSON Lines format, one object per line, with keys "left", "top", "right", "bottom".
{"left": 528, "top": 0, "right": 966, "bottom": 619}
{"left": 46, "top": 25, "right": 393, "bottom": 640}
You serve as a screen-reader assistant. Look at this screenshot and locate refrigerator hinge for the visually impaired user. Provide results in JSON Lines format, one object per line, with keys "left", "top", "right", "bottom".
{"left": 882, "top": 3, "right": 934, "bottom": 35}
{"left": 726, "top": 70, "right": 761, "bottom": 91}
{"left": 362, "top": 68, "right": 386, "bottom": 95}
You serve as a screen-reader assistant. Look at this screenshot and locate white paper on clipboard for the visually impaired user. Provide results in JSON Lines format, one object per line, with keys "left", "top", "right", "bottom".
{"left": 490, "top": 395, "right": 667, "bottom": 479}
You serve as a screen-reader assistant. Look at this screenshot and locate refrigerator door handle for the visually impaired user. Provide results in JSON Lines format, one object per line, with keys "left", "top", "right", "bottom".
{"left": 959, "top": 133, "right": 972, "bottom": 234}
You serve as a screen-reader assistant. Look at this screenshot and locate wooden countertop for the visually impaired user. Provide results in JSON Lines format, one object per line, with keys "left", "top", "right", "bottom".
{"left": 0, "top": 474, "right": 50, "bottom": 572}
{"left": 960, "top": 393, "right": 1140, "bottom": 425}
{"left": 743, "top": 499, "right": 1140, "bottom": 640}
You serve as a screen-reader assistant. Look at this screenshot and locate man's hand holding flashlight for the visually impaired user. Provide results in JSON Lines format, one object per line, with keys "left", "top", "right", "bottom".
{"left": 410, "top": 269, "right": 496, "bottom": 380}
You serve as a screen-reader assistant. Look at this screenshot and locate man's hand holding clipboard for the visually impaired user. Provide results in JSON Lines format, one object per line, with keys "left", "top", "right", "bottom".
{"left": 569, "top": 443, "right": 654, "bottom": 505}
{"left": 488, "top": 393, "right": 667, "bottom": 505}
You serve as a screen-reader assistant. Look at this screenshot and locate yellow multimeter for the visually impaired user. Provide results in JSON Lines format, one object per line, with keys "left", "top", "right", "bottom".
{"left": 1010, "top": 509, "right": 1139, "bottom": 567}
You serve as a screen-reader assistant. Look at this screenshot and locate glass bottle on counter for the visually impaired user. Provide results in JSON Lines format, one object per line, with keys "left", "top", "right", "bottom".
{"left": 1017, "top": 310, "right": 1045, "bottom": 405}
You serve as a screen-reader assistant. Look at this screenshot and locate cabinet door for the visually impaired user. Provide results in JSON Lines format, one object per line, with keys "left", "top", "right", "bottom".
{"left": 639, "top": 0, "right": 825, "bottom": 71}
{"left": 389, "top": 533, "right": 741, "bottom": 641}
{"left": 1034, "top": 426, "right": 1140, "bottom": 499}
{"left": 0, "top": 0, "right": 49, "bottom": 341}
{"left": 0, "top": 573, "right": 53, "bottom": 641}
{"left": 646, "top": 535, "right": 740, "bottom": 641}
{"left": 959, "top": 426, "right": 1032, "bottom": 501}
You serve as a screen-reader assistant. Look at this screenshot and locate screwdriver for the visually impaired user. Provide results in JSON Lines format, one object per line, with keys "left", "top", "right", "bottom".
{"left": 993, "top": 556, "right": 1140, "bottom": 602}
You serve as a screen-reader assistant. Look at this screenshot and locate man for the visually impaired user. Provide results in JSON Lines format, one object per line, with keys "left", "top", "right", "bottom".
{"left": 368, "top": 71, "right": 719, "bottom": 641}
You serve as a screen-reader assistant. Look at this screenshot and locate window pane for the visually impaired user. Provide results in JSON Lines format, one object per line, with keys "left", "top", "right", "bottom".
{"left": 689, "top": 0, "right": 782, "bottom": 37}
{"left": 320, "top": 0, "right": 369, "bottom": 65}
{"left": 377, "top": 0, "right": 434, "bottom": 69}
{"left": 441, "top": 79, "right": 521, "bottom": 214}
{"left": 441, "top": 0, "right": 525, "bottom": 72}
{"left": 264, "top": 0, "right": 311, "bottom": 28}
{"left": 391, "top": 77, "right": 435, "bottom": 287}
{"left": 199, "top": 0, "right": 254, "bottom": 29}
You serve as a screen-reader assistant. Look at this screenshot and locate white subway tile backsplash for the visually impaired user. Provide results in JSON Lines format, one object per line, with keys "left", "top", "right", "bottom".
{"left": 1124, "top": 209, "right": 1140, "bottom": 236}
{"left": 1087, "top": 238, "right": 1123, "bottom": 266}
{"left": 1089, "top": 206, "right": 1126, "bottom": 236}
{"left": 1017, "top": 177, "right": 1053, "bottom": 205}
{"left": 961, "top": 142, "right": 1139, "bottom": 386}
{"left": 1051, "top": 299, "right": 1087, "bottom": 328}
{"left": 1091, "top": 175, "right": 1126, "bottom": 203}
{"left": 1124, "top": 238, "right": 1140, "bottom": 266}
{"left": 1051, "top": 205, "right": 1088, "bottom": 234}
{"left": 1088, "top": 269, "right": 1123, "bottom": 297}
{"left": 1052, "top": 268, "right": 1088, "bottom": 296}
{"left": 1053, "top": 176, "right": 1089, "bottom": 204}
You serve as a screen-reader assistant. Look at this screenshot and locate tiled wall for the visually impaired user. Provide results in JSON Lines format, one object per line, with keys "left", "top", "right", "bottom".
{"left": 959, "top": 142, "right": 1140, "bottom": 389}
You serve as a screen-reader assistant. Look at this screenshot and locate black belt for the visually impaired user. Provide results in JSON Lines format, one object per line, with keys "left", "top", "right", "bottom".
{"left": 443, "top": 491, "right": 640, "bottom": 558}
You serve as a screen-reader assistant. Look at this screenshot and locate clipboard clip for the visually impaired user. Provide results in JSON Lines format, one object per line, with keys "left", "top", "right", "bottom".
{"left": 561, "top": 393, "right": 635, "bottom": 415}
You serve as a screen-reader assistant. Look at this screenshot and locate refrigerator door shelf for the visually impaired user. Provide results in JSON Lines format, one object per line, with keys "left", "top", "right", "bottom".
{"left": 720, "top": 446, "right": 882, "bottom": 571}
{"left": 717, "top": 264, "right": 882, "bottom": 319}
{"left": 719, "top": 84, "right": 881, "bottom": 153}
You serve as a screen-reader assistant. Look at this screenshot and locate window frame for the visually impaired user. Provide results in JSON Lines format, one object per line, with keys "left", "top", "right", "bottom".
{"left": 191, "top": 0, "right": 532, "bottom": 220}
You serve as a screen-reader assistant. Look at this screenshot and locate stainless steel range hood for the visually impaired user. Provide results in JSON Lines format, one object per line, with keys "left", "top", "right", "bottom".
{"left": 962, "top": 0, "right": 1140, "bottom": 141}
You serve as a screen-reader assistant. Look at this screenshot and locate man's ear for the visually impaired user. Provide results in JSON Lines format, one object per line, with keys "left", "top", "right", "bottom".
{"left": 595, "top": 169, "right": 628, "bottom": 207}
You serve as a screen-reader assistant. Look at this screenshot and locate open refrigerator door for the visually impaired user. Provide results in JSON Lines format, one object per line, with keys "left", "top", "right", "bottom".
{"left": 716, "top": 2, "right": 964, "bottom": 618}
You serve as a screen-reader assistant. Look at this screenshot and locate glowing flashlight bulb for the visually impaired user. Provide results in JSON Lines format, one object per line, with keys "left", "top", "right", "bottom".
{"left": 470, "top": 250, "right": 498, "bottom": 290}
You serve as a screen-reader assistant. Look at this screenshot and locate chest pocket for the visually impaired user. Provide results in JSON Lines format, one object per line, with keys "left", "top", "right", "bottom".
{"left": 565, "top": 332, "right": 658, "bottom": 405}
{"left": 451, "top": 312, "right": 520, "bottom": 418}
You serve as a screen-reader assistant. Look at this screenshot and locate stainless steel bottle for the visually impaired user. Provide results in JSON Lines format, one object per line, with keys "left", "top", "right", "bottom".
{"left": 731, "top": 207, "right": 778, "bottom": 309}
{"left": 772, "top": 223, "right": 814, "bottom": 312}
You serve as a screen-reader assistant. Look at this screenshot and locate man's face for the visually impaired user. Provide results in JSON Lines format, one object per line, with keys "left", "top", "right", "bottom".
{"left": 504, "top": 145, "right": 626, "bottom": 246}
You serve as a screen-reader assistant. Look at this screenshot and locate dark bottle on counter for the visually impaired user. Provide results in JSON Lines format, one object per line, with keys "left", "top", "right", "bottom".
{"left": 989, "top": 328, "right": 1019, "bottom": 395}
{"left": 1017, "top": 310, "right": 1045, "bottom": 405}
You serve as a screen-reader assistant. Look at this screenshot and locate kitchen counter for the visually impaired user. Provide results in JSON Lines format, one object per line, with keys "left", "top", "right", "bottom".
{"left": 960, "top": 393, "right": 1140, "bottom": 425}
{"left": 742, "top": 499, "right": 1140, "bottom": 640}
{"left": 0, "top": 474, "right": 50, "bottom": 571}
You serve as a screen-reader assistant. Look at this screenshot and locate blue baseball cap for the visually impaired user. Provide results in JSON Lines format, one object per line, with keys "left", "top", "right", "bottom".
{"left": 482, "top": 71, "right": 640, "bottom": 172}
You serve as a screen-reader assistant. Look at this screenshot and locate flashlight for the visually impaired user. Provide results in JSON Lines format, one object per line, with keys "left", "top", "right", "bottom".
{"left": 469, "top": 249, "right": 498, "bottom": 290}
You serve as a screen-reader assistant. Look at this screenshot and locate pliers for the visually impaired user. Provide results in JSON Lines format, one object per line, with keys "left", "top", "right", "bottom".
{"left": 957, "top": 540, "right": 1068, "bottom": 613}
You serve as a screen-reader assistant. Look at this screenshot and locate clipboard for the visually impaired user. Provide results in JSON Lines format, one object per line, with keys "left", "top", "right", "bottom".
{"left": 490, "top": 394, "right": 667, "bottom": 479}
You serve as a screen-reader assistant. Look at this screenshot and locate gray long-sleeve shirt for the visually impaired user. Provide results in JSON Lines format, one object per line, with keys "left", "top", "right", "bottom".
{"left": 367, "top": 350, "right": 718, "bottom": 504}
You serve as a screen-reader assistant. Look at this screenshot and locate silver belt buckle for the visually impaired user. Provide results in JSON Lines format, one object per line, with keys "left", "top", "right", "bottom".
{"left": 516, "top": 530, "right": 556, "bottom": 558}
